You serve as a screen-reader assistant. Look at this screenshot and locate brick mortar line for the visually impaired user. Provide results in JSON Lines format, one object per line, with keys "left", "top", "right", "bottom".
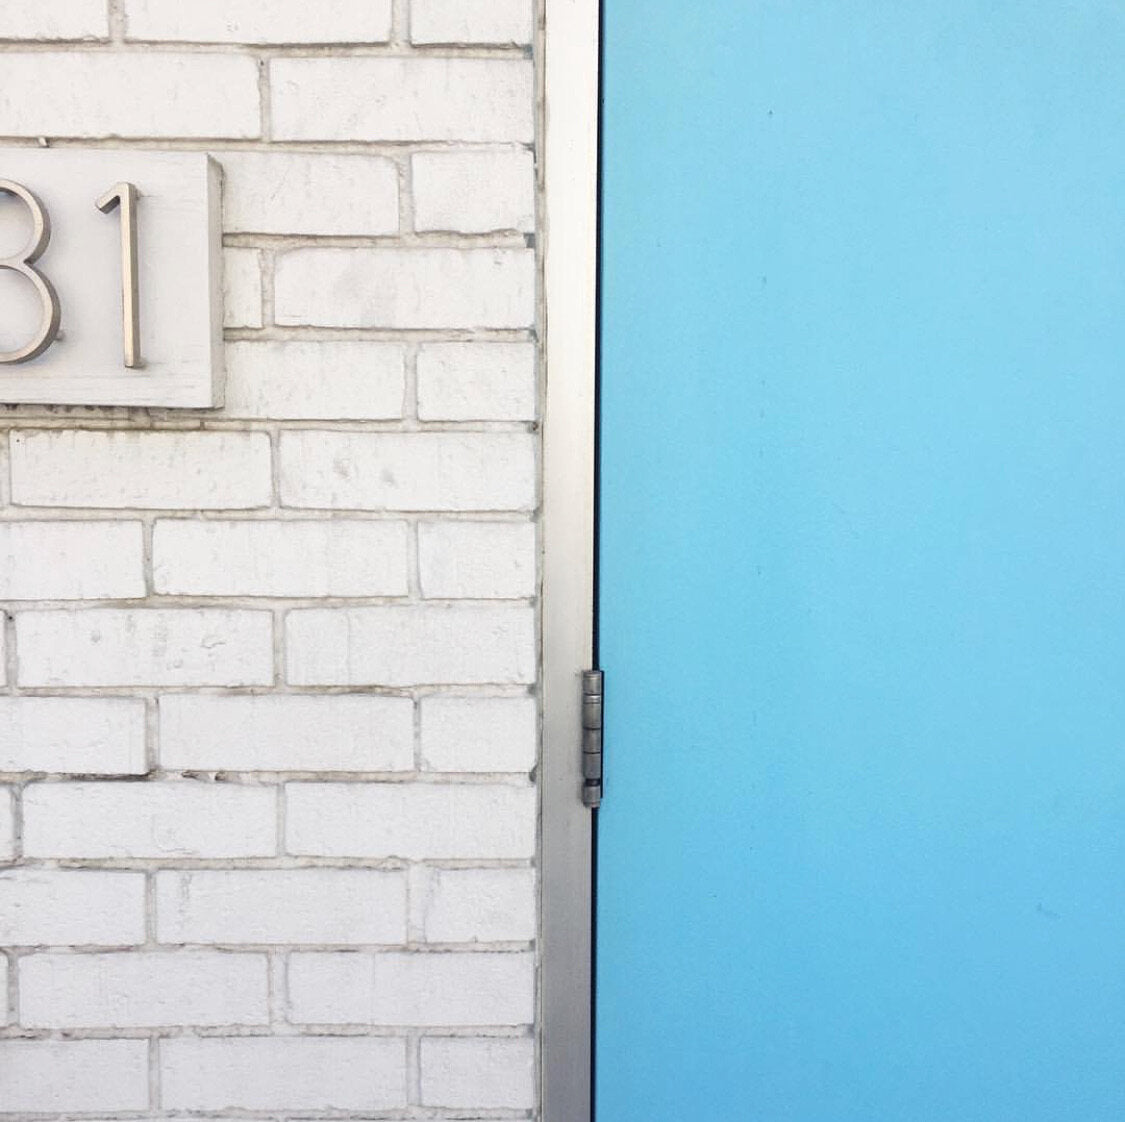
{"left": 0, "top": 1022, "right": 535, "bottom": 1037}
{"left": 0, "top": 417, "right": 538, "bottom": 431}
{"left": 3, "top": 681, "right": 534, "bottom": 696}
{"left": 0, "top": 41, "right": 532, "bottom": 58}
{"left": 10, "top": 770, "right": 534, "bottom": 784}
{"left": 8, "top": 861, "right": 535, "bottom": 874}
{"left": 223, "top": 233, "right": 533, "bottom": 249}
{"left": 0, "top": 512, "right": 536, "bottom": 528}
{"left": 0, "top": 594, "right": 536, "bottom": 608}
{"left": 1, "top": 137, "right": 536, "bottom": 154}
{"left": 4, "top": 945, "right": 536, "bottom": 957}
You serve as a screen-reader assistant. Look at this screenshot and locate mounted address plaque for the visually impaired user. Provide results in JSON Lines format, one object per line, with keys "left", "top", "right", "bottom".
{"left": 0, "top": 149, "right": 223, "bottom": 407}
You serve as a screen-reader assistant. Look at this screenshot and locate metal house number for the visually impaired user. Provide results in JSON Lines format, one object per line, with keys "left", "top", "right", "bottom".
{"left": 0, "top": 178, "right": 142, "bottom": 368}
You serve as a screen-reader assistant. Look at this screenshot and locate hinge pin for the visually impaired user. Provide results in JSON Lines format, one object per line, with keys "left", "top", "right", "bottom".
{"left": 581, "top": 669, "right": 604, "bottom": 808}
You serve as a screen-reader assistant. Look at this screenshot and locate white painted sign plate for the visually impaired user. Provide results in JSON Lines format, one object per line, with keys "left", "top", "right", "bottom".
{"left": 0, "top": 149, "right": 223, "bottom": 407}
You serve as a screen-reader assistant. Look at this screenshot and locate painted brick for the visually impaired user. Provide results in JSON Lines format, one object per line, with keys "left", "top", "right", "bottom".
{"left": 153, "top": 519, "right": 410, "bottom": 597}
{"left": 286, "top": 605, "right": 535, "bottom": 686}
{"left": 0, "top": 0, "right": 108, "bottom": 39}
{"left": 0, "top": 1040, "right": 148, "bottom": 1113}
{"left": 416, "top": 342, "right": 537, "bottom": 421}
{"left": 16, "top": 608, "right": 274, "bottom": 687}
{"left": 421, "top": 1036, "right": 536, "bottom": 1108}
{"left": 279, "top": 432, "right": 536, "bottom": 511}
{"left": 411, "top": 0, "right": 533, "bottom": 45}
{"left": 412, "top": 866, "right": 536, "bottom": 943}
{"left": 223, "top": 340, "right": 406, "bottom": 420}
{"left": 161, "top": 1036, "right": 407, "bottom": 1112}
{"left": 0, "top": 697, "right": 146, "bottom": 774}
{"left": 125, "top": 0, "right": 392, "bottom": 43}
{"left": 0, "top": 870, "right": 145, "bottom": 946}
{"left": 0, "top": 520, "right": 144, "bottom": 600}
{"left": 20, "top": 951, "right": 270, "bottom": 1028}
{"left": 0, "top": 788, "right": 12, "bottom": 862}
{"left": 223, "top": 247, "right": 264, "bottom": 329}
{"left": 23, "top": 781, "right": 276, "bottom": 859}
{"left": 413, "top": 150, "right": 535, "bottom": 232}
{"left": 156, "top": 869, "right": 406, "bottom": 945}
{"left": 0, "top": 53, "right": 259, "bottom": 138}
{"left": 275, "top": 247, "right": 534, "bottom": 329}
{"left": 221, "top": 152, "right": 399, "bottom": 235}
{"left": 10, "top": 431, "right": 272, "bottom": 510}
{"left": 160, "top": 694, "right": 414, "bottom": 772}
{"left": 272, "top": 57, "right": 534, "bottom": 142}
{"left": 419, "top": 520, "right": 536, "bottom": 599}
{"left": 420, "top": 695, "right": 537, "bottom": 772}
{"left": 287, "top": 782, "right": 535, "bottom": 858}
{"left": 288, "top": 951, "right": 534, "bottom": 1025}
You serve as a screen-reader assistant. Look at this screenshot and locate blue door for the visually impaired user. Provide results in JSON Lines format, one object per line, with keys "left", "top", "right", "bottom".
{"left": 597, "top": 4, "right": 1125, "bottom": 1119}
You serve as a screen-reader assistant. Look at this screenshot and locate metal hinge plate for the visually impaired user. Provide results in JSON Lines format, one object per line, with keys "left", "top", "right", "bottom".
{"left": 581, "top": 669, "right": 603, "bottom": 808}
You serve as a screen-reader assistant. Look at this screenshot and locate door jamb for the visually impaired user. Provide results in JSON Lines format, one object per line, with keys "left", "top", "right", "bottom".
{"left": 540, "top": 1, "right": 601, "bottom": 1119}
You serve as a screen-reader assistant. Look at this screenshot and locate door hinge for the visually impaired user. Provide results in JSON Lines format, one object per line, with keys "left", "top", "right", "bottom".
{"left": 581, "top": 669, "right": 604, "bottom": 808}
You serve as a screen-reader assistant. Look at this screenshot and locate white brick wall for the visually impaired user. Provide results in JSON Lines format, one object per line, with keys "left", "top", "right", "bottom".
{"left": 19, "top": 951, "right": 270, "bottom": 1028}
{"left": 0, "top": 870, "right": 145, "bottom": 946}
{"left": 417, "top": 342, "right": 538, "bottom": 421}
{"left": 159, "top": 694, "right": 414, "bottom": 772}
{"left": 279, "top": 431, "right": 536, "bottom": 511}
{"left": 222, "top": 153, "right": 399, "bottom": 235}
{"left": 275, "top": 247, "right": 535, "bottom": 328}
{"left": 286, "top": 781, "right": 536, "bottom": 858}
{"left": 413, "top": 150, "right": 536, "bottom": 233}
{"left": 421, "top": 1036, "right": 537, "bottom": 1108}
{"left": 0, "top": 54, "right": 260, "bottom": 138}
{"left": 155, "top": 869, "right": 407, "bottom": 944}
{"left": 419, "top": 520, "right": 536, "bottom": 598}
{"left": 271, "top": 58, "right": 534, "bottom": 142}
{"left": 411, "top": 0, "right": 534, "bottom": 45}
{"left": 223, "top": 341, "right": 406, "bottom": 419}
{"left": 161, "top": 1036, "right": 408, "bottom": 1111}
{"left": 0, "top": 1039, "right": 149, "bottom": 1112}
{"left": 286, "top": 605, "right": 535, "bottom": 685}
{"left": 223, "top": 248, "right": 265, "bottom": 328}
{"left": 0, "top": 697, "right": 146, "bottom": 773}
{"left": 0, "top": 789, "right": 13, "bottom": 862}
{"left": 17, "top": 609, "right": 275, "bottom": 686}
{"left": 11, "top": 431, "right": 272, "bottom": 509}
{"left": 0, "top": 520, "right": 144, "bottom": 600}
{"left": 411, "top": 866, "right": 537, "bottom": 942}
{"left": 287, "top": 950, "right": 535, "bottom": 1025}
{"left": 420, "top": 695, "right": 538, "bottom": 772}
{"left": 124, "top": 0, "right": 394, "bottom": 44}
{"left": 153, "top": 519, "right": 410, "bottom": 596}
{"left": 0, "top": 0, "right": 108, "bottom": 39}
{"left": 0, "top": 2, "right": 541, "bottom": 1115}
{"left": 22, "top": 781, "right": 277, "bottom": 858}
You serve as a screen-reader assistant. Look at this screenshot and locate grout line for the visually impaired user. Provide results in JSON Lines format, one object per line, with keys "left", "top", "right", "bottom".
{"left": 0, "top": 39, "right": 531, "bottom": 58}
{"left": 148, "top": 1034, "right": 161, "bottom": 1112}
{"left": 391, "top": 0, "right": 411, "bottom": 48}
{"left": 257, "top": 54, "right": 272, "bottom": 142}
{"left": 106, "top": 0, "right": 124, "bottom": 43}
{"left": 4, "top": 948, "right": 16, "bottom": 1028}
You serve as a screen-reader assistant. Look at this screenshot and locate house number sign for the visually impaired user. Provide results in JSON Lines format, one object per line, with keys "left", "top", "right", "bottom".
{"left": 0, "top": 149, "right": 223, "bottom": 407}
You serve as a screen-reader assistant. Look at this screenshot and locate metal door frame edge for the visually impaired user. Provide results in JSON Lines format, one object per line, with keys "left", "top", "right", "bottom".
{"left": 540, "top": 0, "right": 600, "bottom": 1119}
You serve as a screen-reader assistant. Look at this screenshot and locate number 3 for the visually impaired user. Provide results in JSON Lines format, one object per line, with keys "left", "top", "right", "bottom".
{"left": 0, "top": 179, "right": 61, "bottom": 365}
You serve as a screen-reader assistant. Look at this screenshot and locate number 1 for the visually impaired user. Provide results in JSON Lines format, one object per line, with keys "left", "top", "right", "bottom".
{"left": 96, "top": 182, "right": 141, "bottom": 369}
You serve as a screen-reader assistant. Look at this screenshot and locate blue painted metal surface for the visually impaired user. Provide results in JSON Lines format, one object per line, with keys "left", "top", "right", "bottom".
{"left": 597, "top": 4, "right": 1125, "bottom": 1119}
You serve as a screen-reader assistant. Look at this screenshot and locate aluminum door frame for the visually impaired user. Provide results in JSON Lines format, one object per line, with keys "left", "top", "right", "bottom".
{"left": 540, "top": 1, "right": 600, "bottom": 1120}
